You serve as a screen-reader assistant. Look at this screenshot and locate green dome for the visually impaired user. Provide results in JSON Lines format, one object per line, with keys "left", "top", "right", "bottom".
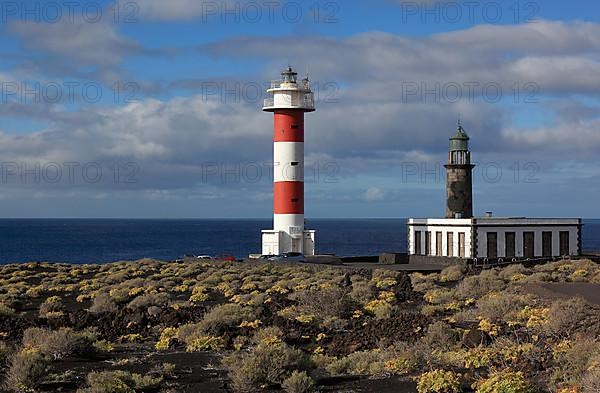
{"left": 450, "top": 123, "right": 470, "bottom": 151}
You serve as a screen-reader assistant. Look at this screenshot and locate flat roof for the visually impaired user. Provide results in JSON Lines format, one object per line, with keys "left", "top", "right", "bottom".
{"left": 408, "top": 217, "right": 582, "bottom": 226}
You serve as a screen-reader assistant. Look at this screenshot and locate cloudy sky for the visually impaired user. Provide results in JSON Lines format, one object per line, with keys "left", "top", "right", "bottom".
{"left": 0, "top": 0, "right": 599, "bottom": 218}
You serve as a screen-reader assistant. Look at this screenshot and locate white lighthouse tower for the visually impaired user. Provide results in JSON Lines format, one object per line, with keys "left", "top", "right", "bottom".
{"left": 261, "top": 66, "right": 316, "bottom": 256}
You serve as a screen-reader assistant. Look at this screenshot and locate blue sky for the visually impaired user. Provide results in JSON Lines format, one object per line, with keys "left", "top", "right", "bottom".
{"left": 0, "top": 0, "right": 599, "bottom": 218}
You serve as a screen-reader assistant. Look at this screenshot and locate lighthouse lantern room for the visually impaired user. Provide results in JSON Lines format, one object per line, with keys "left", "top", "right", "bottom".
{"left": 261, "top": 66, "right": 316, "bottom": 256}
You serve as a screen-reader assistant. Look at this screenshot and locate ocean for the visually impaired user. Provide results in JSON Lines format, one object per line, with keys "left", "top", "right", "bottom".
{"left": 0, "top": 219, "right": 598, "bottom": 264}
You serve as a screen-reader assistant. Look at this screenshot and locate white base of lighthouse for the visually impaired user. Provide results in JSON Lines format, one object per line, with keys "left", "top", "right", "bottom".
{"left": 262, "top": 229, "right": 315, "bottom": 256}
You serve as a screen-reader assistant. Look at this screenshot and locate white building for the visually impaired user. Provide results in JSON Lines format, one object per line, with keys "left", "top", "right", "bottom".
{"left": 407, "top": 122, "right": 582, "bottom": 260}
{"left": 407, "top": 217, "right": 582, "bottom": 259}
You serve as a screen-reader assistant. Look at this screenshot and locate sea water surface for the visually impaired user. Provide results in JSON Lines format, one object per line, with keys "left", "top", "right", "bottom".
{"left": 0, "top": 219, "right": 598, "bottom": 264}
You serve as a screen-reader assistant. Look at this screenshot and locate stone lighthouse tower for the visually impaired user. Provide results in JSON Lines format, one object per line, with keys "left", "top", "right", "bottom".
{"left": 444, "top": 121, "right": 475, "bottom": 218}
{"left": 261, "top": 66, "right": 316, "bottom": 256}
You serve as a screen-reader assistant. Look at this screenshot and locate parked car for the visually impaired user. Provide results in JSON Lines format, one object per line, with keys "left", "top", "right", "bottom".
{"left": 268, "top": 252, "right": 305, "bottom": 262}
{"left": 196, "top": 255, "right": 213, "bottom": 260}
{"left": 215, "top": 254, "right": 236, "bottom": 262}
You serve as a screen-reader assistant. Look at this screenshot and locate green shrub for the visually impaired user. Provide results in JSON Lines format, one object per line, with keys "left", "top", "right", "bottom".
{"left": 349, "top": 279, "right": 375, "bottom": 304}
{"left": 424, "top": 288, "right": 456, "bottom": 305}
{"left": 498, "top": 264, "right": 529, "bottom": 282}
{"left": 77, "top": 370, "right": 162, "bottom": 393}
{"left": 455, "top": 270, "right": 504, "bottom": 300}
{"left": 0, "top": 341, "right": 11, "bottom": 366}
{"left": 22, "top": 327, "right": 97, "bottom": 360}
{"left": 325, "top": 350, "right": 386, "bottom": 376}
{"left": 293, "top": 285, "right": 351, "bottom": 319}
{"left": 198, "top": 304, "right": 256, "bottom": 335}
{"left": 440, "top": 265, "right": 467, "bottom": 282}
{"left": 4, "top": 347, "right": 50, "bottom": 393}
{"left": 252, "top": 326, "right": 284, "bottom": 346}
{"left": 544, "top": 298, "right": 594, "bottom": 338}
{"left": 550, "top": 339, "right": 600, "bottom": 390}
{"left": 474, "top": 370, "right": 533, "bottom": 393}
{"left": 224, "top": 342, "right": 309, "bottom": 392}
{"left": 39, "top": 296, "right": 65, "bottom": 319}
{"left": 422, "top": 321, "right": 459, "bottom": 352}
{"left": 88, "top": 292, "right": 118, "bottom": 314}
{"left": 282, "top": 371, "right": 315, "bottom": 393}
{"left": 185, "top": 336, "right": 225, "bottom": 352}
{"left": 417, "top": 369, "right": 462, "bottom": 393}
{"left": 475, "top": 293, "right": 528, "bottom": 323}
{"left": 411, "top": 273, "right": 440, "bottom": 294}
{"left": 126, "top": 292, "right": 169, "bottom": 310}
{"left": 0, "top": 303, "right": 16, "bottom": 317}
{"left": 582, "top": 369, "right": 600, "bottom": 393}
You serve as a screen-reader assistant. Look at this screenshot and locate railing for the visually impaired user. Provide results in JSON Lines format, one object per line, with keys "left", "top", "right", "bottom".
{"left": 270, "top": 80, "right": 311, "bottom": 91}
{"left": 303, "top": 92, "right": 315, "bottom": 108}
{"left": 263, "top": 92, "right": 314, "bottom": 109}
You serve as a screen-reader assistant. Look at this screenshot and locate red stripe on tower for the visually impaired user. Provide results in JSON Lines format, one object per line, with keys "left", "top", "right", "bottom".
{"left": 274, "top": 182, "right": 304, "bottom": 214}
{"left": 274, "top": 111, "right": 304, "bottom": 142}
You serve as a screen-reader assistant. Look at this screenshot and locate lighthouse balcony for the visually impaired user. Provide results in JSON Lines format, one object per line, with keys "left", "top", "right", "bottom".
{"left": 269, "top": 79, "right": 311, "bottom": 91}
{"left": 263, "top": 92, "right": 315, "bottom": 111}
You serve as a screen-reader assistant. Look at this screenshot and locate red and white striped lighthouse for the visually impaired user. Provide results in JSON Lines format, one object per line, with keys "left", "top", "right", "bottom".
{"left": 261, "top": 66, "right": 316, "bottom": 256}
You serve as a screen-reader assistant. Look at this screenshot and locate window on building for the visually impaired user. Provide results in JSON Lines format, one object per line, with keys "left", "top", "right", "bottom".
{"left": 559, "top": 231, "right": 570, "bottom": 256}
{"left": 505, "top": 232, "right": 516, "bottom": 258}
{"left": 487, "top": 232, "right": 498, "bottom": 258}
{"left": 523, "top": 232, "right": 535, "bottom": 258}
{"left": 542, "top": 231, "right": 552, "bottom": 257}
{"left": 458, "top": 232, "right": 465, "bottom": 257}
{"left": 436, "top": 232, "right": 443, "bottom": 256}
{"left": 414, "top": 231, "right": 422, "bottom": 255}
{"left": 425, "top": 231, "right": 431, "bottom": 255}
{"left": 447, "top": 232, "right": 454, "bottom": 257}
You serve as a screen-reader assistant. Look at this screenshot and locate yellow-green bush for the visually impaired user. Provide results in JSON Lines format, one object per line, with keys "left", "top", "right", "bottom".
{"left": 4, "top": 347, "right": 50, "bottom": 393}
{"left": 282, "top": 370, "right": 315, "bottom": 393}
{"left": 185, "top": 336, "right": 225, "bottom": 352}
{"left": 417, "top": 369, "right": 462, "bottom": 393}
{"left": 223, "top": 342, "right": 308, "bottom": 392}
{"left": 77, "top": 370, "right": 162, "bottom": 393}
{"left": 440, "top": 265, "right": 467, "bottom": 282}
{"left": 474, "top": 370, "right": 533, "bottom": 393}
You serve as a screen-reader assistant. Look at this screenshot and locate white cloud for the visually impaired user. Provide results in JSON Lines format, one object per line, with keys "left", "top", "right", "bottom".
{"left": 7, "top": 19, "right": 140, "bottom": 67}
{"left": 364, "top": 187, "right": 387, "bottom": 201}
{"left": 205, "top": 21, "right": 600, "bottom": 97}
{"left": 503, "top": 119, "right": 600, "bottom": 153}
{"left": 134, "top": 0, "right": 237, "bottom": 21}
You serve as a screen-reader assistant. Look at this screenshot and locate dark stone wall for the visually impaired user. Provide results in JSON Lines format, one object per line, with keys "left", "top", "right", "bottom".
{"left": 408, "top": 254, "right": 469, "bottom": 266}
{"left": 445, "top": 165, "right": 473, "bottom": 218}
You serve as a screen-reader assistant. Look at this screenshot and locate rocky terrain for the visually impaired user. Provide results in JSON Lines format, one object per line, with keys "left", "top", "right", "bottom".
{"left": 0, "top": 258, "right": 599, "bottom": 393}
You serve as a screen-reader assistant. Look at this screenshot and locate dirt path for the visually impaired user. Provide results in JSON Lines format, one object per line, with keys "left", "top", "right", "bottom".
{"left": 524, "top": 283, "right": 600, "bottom": 305}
